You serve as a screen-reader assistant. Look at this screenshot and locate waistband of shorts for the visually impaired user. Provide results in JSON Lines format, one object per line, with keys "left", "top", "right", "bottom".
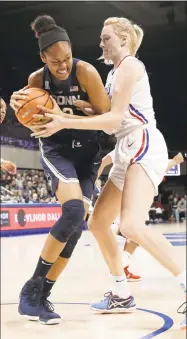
{"left": 40, "top": 137, "right": 99, "bottom": 149}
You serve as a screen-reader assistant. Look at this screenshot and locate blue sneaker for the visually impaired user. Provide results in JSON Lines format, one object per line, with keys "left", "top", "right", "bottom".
{"left": 39, "top": 292, "right": 61, "bottom": 325}
{"left": 18, "top": 276, "right": 44, "bottom": 320}
{"left": 177, "top": 301, "right": 186, "bottom": 331}
{"left": 18, "top": 278, "right": 61, "bottom": 325}
{"left": 90, "top": 291, "right": 136, "bottom": 313}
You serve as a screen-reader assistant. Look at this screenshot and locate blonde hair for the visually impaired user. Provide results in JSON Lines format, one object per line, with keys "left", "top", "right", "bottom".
{"left": 104, "top": 17, "right": 144, "bottom": 55}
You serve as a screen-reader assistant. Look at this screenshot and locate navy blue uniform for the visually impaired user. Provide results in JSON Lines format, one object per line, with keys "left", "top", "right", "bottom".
{"left": 40, "top": 58, "right": 101, "bottom": 203}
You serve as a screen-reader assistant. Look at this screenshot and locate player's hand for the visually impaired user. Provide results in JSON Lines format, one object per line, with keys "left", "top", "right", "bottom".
{"left": 0, "top": 98, "right": 7, "bottom": 123}
{"left": 1, "top": 160, "right": 17, "bottom": 174}
{"left": 73, "top": 99, "right": 95, "bottom": 115}
{"left": 30, "top": 113, "right": 66, "bottom": 138}
{"left": 173, "top": 152, "right": 184, "bottom": 165}
{"left": 10, "top": 85, "right": 30, "bottom": 113}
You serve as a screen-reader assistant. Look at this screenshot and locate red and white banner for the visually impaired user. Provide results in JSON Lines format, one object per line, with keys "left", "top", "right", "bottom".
{"left": 0, "top": 204, "right": 62, "bottom": 234}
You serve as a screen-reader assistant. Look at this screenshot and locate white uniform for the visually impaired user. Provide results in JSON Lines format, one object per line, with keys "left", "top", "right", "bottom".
{"left": 105, "top": 56, "right": 168, "bottom": 194}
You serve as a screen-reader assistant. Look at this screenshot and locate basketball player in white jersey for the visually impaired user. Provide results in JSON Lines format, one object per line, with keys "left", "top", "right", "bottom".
{"left": 32, "top": 17, "right": 186, "bottom": 329}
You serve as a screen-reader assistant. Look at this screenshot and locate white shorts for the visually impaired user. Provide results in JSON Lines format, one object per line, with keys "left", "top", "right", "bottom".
{"left": 109, "top": 126, "right": 168, "bottom": 195}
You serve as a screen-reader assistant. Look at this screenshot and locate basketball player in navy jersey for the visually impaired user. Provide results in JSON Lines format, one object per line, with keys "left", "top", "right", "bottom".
{"left": 10, "top": 15, "right": 110, "bottom": 325}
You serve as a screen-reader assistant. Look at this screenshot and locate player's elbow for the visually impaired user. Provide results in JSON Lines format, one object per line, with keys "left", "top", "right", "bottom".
{"left": 97, "top": 103, "right": 111, "bottom": 115}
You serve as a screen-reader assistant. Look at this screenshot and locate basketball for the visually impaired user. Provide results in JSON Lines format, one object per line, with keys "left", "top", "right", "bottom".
{"left": 15, "top": 87, "right": 54, "bottom": 127}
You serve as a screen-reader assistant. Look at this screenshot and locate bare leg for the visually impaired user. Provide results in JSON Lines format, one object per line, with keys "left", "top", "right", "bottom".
{"left": 123, "top": 239, "right": 139, "bottom": 255}
{"left": 120, "top": 164, "right": 184, "bottom": 276}
{"left": 88, "top": 179, "right": 124, "bottom": 276}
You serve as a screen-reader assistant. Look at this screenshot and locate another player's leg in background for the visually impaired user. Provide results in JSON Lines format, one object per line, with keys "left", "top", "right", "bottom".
{"left": 122, "top": 239, "right": 141, "bottom": 282}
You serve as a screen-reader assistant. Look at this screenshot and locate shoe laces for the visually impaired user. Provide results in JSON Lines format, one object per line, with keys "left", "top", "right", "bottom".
{"left": 177, "top": 301, "right": 186, "bottom": 315}
{"left": 103, "top": 291, "right": 113, "bottom": 301}
{"left": 41, "top": 297, "right": 54, "bottom": 313}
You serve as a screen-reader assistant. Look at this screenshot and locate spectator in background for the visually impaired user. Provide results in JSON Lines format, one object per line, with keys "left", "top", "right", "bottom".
{"left": 16, "top": 173, "right": 23, "bottom": 188}
{"left": 174, "top": 197, "right": 186, "bottom": 223}
{"left": 1, "top": 167, "right": 55, "bottom": 203}
{"left": 161, "top": 189, "right": 172, "bottom": 222}
{"left": 0, "top": 98, "right": 6, "bottom": 123}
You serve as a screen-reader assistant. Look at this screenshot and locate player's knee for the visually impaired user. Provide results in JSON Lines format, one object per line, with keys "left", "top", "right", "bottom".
{"left": 88, "top": 213, "right": 102, "bottom": 233}
{"left": 50, "top": 199, "right": 85, "bottom": 243}
{"left": 119, "top": 217, "right": 141, "bottom": 243}
{"left": 59, "top": 228, "right": 82, "bottom": 258}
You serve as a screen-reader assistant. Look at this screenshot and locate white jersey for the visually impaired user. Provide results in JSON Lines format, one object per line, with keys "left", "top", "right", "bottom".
{"left": 105, "top": 56, "right": 156, "bottom": 138}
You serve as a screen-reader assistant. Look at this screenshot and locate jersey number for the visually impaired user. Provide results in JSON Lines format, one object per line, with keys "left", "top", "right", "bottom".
{"left": 62, "top": 108, "right": 74, "bottom": 115}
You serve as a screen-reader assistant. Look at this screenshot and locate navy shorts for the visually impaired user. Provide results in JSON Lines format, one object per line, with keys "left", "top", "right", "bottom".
{"left": 39, "top": 139, "right": 101, "bottom": 205}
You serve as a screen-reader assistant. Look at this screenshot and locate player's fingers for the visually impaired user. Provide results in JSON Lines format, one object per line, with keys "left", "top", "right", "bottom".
{"left": 10, "top": 99, "right": 22, "bottom": 108}
{"left": 43, "top": 113, "right": 55, "bottom": 119}
{"left": 37, "top": 105, "right": 53, "bottom": 114}
{"left": 33, "top": 114, "right": 45, "bottom": 120}
{"left": 31, "top": 130, "right": 46, "bottom": 137}
{"left": 34, "top": 131, "right": 51, "bottom": 138}
{"left": 84, "top": 108, "right": 95, "bottom": 115}
{"left": 21, "top": 85, "right": 30, "bottom": 91}
{"left": 50, "top": 96, "right": 58, "bottom": 106}
{"left": 30, "top": 122, "right": 46, "bottom": 130}
{"left": 74, "top": 99, "right": 92, "bottom": 109}
{"left": 11, "top": 93, "right": 27, "bottom": 100}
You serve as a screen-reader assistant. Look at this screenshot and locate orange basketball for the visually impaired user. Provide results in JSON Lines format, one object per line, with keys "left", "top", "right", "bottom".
{"left": 15, "top": 87, "right": 54, "bottom": 127}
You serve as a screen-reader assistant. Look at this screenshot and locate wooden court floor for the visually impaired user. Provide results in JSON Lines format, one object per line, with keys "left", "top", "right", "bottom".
{"left": 1, "top": 223, "right": 186, "bottom": 339}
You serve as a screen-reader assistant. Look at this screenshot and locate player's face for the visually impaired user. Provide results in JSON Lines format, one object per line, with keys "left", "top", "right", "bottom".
{"left": 41, "top": 41, "right": 73, "bottom": 80}
{"left": 100, "top": 25, "right": 122, "bottom": 61}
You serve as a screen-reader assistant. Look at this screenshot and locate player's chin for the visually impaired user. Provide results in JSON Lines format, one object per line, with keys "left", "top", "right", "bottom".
{"left": 56, "top": 70, "right": 70, "bottom": 80}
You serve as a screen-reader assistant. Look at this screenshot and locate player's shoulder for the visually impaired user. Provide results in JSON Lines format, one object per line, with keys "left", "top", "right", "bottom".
{"left": 121, "top": 56, "right": 145, "bottom": 72}
{"left": 119, "top": 56, "right": 145, "bottom": 80}
{"left": 76, "top": 60, "right": 98, "bottom": 78}
{"left": 28, "top": 68, "right": 44, "bottom": 88}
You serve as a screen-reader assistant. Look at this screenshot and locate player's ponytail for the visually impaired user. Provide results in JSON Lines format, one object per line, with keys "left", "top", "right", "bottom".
{"left": 31, "top": 15, "right": 57, "bottom": 38}
{"left": 132, "top": 24, "right": 144, "bottom": 55}
{"left": 31, "top": 15, "right": 70, "bottom": 52}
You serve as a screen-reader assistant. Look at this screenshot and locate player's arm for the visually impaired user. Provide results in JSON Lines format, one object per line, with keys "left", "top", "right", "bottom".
{"left": 69, "top": 58, "right": 140, "bottom": 130}
{"left": 58, "top": 62, "right": 111, "bottom": 119}
{"left": 30, "top": 59, "right": 142, "bottom": 137}
{"left": 97, "top": 151, "right": 114, "bottom": 178}
{"left": 10, "top": 69, "right": 43, "bottom": 113}
{"left": 37, "top": 59, "right": 140, "bottom": 131}
{"left": 76, "top": 61, "right": 110, "bottom": 114}
{"left": 166, "top": 153, "right": 184, "bottom": 172}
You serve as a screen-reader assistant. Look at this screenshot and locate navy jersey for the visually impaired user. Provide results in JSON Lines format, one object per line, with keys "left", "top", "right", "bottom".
{"left": 42, "top": 58, "right": 99, "bottom": 146}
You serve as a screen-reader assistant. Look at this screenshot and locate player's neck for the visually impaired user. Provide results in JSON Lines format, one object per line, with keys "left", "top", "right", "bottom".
{"left": 113, "top": 49, "right": 131, "bottom": 69}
